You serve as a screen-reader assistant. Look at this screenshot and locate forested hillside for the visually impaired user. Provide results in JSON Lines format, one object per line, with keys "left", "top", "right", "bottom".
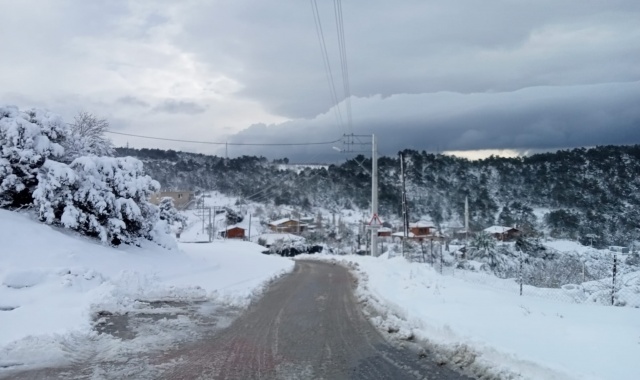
{"left": 115, "top": 145, "right": 640, "bottom": 247}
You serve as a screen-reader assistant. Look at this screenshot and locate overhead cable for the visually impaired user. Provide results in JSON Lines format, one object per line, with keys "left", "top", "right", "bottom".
{"left": 105, "top": 130, "right": 342, "bottom": 146}
{"left": 310, "top": 0, "right": 344, "bottom": 129}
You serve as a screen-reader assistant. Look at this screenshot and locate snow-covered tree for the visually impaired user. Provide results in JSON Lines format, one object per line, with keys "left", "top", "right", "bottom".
{"left": 158, "top": 196, "right": 186, "bottom": 230}
{"left": 62, "top": 111, "right": 114, "bottom": 161}
{"left": 34, "top": 156, "right": 162, "bottom": 246}
{"left": 0, "top": 106, "right": 68, "bottom": 208}
{"left": 469, "top": 232, "right": 498, "bottom": 267}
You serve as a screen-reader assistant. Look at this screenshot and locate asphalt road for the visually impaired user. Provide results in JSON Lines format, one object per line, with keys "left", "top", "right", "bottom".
{"left": 6, "top": 260, "right": 472, "bottom": 380}
{"left": 159, "top": 260, "right": 471, "bottom": 380}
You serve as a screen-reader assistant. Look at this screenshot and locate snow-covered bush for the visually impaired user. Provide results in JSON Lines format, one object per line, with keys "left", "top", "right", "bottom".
{"left": 0, "top": 106, "right": 68, "bottom": 208}
{"left": 34, "top": 156, "right": 162, "bottom": 246}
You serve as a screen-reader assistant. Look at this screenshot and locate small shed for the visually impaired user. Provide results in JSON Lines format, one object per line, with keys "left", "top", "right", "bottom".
{"left": 222, "top": 226, "right": 246, "bottom": 239}
{"left": 409, "top": 220, "right": 435, "bottom": 237}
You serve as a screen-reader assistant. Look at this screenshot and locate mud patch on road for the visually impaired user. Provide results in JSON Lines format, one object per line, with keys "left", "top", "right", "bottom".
{"left": 92, "top": 300, "right": 236, "bottom": 341}
{"left": 2, "top": 300, "right": 242, "bottom": 380}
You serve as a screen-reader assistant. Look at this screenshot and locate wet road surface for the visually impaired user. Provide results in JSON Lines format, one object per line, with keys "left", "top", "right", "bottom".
{"left": 6, "top": 260, "right": 472, "bottom": 380}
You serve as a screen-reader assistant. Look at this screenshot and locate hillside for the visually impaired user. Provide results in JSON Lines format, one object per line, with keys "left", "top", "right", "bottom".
{"left": 116, "top": 145, "right": 640, "bottom": 247}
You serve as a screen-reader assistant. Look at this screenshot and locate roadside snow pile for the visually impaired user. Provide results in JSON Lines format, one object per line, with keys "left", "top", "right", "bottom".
{"left": 0, "top": 209, "right": 293, "bottom": 370}
{"left": 297, "top": 254, "right": 640, "bottom": 380}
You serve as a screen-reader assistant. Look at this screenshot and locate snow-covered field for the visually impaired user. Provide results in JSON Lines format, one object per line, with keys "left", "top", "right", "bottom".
{"left": 298, "top": 254, "right": 640, "bottom": 380}
{"left": 0, "top": 209, "right": 293, "bottom": 371}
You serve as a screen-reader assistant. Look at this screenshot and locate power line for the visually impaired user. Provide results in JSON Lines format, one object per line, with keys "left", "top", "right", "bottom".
{"left": 105, "top": 130, "right": 342, "bottom": 146}
{"left": 311, "top": 0, "right": 344, "bottom": 129}
{"left": 333, "top": 0, "right": 353, "bottom": 133}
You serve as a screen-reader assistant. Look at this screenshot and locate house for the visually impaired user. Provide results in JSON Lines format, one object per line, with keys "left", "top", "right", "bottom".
{"left": 391, "top": 230, "right": 444, "bottom": 242}
{"left": 391, "top": 231, "right": 416, "bottom": 241}
{"left": 149, "top": 191, "right": 195, "bottom": 210}
{"left": 377, "top": 227, "right": 392, "bottom": 237}
{"left": 222, "top": 225, "right": 246, "bottom": 239}
{"left": 483, "top": 226, "right": 520, "bottom": 241}
{"left": 409, "top": 220, "right": 435, "bottom": 237}
{"left": 442, "top": 220, "right": 464, "bottom": 235}
{"left": 267, "top": 218, "right": 307, "bottom": 234}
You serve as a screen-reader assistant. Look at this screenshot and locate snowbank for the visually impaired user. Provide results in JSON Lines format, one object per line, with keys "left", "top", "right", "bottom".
{"left": 0, "top": 209, "right": 293, "bottom": 369}
{"left": 297, "top": 254, "right": 640, "bottom": 380}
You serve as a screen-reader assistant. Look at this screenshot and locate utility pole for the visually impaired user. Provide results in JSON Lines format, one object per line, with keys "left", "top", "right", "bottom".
{"left": 201, "top": 196, "right": 205, "bottom": 235}
{"left": 400, "top": 152, "right": 409, "bottom": 258}
{"left": 248, "top": 213, "right": 252, "bottom": 241}
{"left": 464, "top": 196, "right": 469, "bottom": 243}
{"left": 370, "top": 134, "right": 379, "bottom": 257}
{"left": 208, "top": 207, "right": 212, "bottom": 242}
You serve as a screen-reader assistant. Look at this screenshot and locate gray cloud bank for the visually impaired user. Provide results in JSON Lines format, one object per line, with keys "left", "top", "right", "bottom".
{"left": 226, "top": 81, "right": 640, "bottom": 162}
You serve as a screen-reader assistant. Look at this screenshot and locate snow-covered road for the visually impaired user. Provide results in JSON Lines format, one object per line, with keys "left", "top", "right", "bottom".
{"left": 8, "top": 260, "right": 471, "bottom": 380}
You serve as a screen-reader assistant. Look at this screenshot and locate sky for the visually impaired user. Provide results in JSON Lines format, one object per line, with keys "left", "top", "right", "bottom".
{"left": 1, "top": 0, "right": 639, "bottom": 162}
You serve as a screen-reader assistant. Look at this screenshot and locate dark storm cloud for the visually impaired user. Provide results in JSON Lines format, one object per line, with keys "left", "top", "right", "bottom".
{"left": 225, "top": 81, "right": 640, "bottom": 162}
{"left": 153, "top": 99, "right": 207, "bottom": 115}
{"left": 178, "top": 0, "right": 640, "bottom": 119}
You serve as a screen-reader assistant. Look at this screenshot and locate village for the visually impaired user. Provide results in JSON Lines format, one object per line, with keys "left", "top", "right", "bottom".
{"left": 151, "top": 189, "right": 525, "bottom": 253}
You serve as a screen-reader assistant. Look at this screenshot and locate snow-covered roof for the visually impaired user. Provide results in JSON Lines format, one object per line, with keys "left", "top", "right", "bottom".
{"left": 409, "top": 220, "right": 435, "bottom": 228}
{"left": 391, "top": 231, "right": 416, "bottom": 238}
{"left": 268, "top": 218, "right": 293, "bottom": 226}
{"left": 483, "top": 226, "right": 516, "bottom": 234}
{"left": 378, "top": 227, "right": 392, "bottom": 232}
{"left": 225, "top": 225, "right": 245, "bottom": 231}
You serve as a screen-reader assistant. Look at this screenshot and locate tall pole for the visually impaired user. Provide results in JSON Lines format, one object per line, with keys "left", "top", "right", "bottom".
{"left": 400, "top": 152, "right": 408, "bottom": 258}
{"left": 465, "top": 196, "right": 469, "bottom": 243}
{"left": 371, "top": 134, "right": 379, "bottom": 257}
{"left": 208, "top": 207, "right": 212, "bottom": 242}
{"left": 248, "top": 213, "right": 252, "bottom": 241}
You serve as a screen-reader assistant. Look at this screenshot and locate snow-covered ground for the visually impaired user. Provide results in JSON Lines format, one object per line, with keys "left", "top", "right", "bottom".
{"left": 298, "top": 254, "right": 640, "bottom": 380}
{"left": 0, "top": 209, "right": 293, "bottom": 371}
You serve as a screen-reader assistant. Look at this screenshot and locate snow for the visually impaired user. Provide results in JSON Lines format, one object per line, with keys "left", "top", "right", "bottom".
{"left": 483, "top": 225, "right": 515, "bottom": 234}
{"left": 409, "top": 220, "right": 435, "bottom": 228}
{"left": 391, "top": 231, "right": 416, "bottom": 238}
{"left": 268, "top": 217, "right": 294, "bottom": 226}
{"left": 543, "top": 239, "right": 593, "bottom": 254}
{"left": 298, "top": 254, "right": 640, "bottom": 380}
{"left": 0, "top": 209, "right": 293, "bottom": 369}
{"left": 253, "top": 232, "right": 305, "bottom": 246}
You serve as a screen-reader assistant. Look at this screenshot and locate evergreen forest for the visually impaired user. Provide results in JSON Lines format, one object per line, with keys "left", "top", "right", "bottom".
{"left": 115, "top": 145, "right": 640, "bottom": 247}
